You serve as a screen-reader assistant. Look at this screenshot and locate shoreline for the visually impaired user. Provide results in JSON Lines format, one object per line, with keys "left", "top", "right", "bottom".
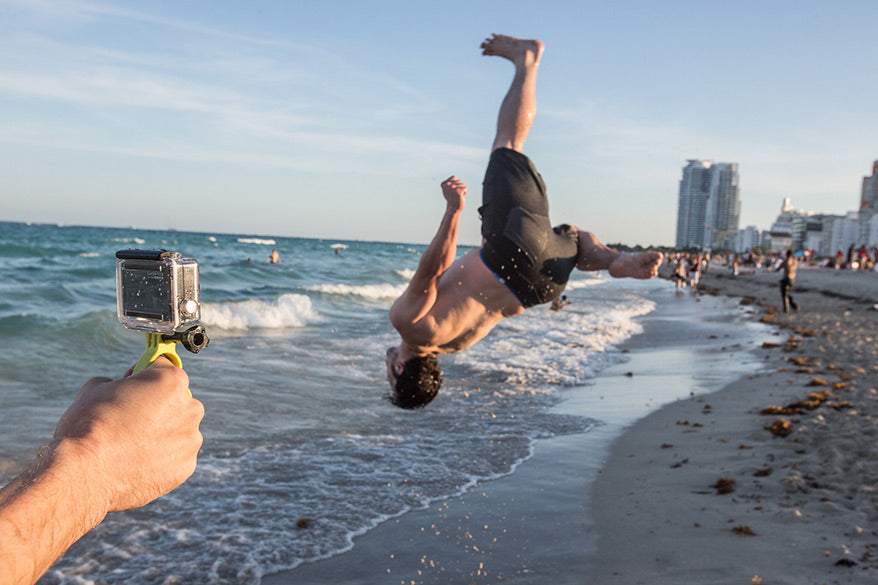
{"left": 590, "top": 264, "right": 878, "bottom": 584}
{"left": 262, "top": 265, "right": 878, "bottom": 584}
{"left": 263, "top": 279, "right": 776, "bottom": 584}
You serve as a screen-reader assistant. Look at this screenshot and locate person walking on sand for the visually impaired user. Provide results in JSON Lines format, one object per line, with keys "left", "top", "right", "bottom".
{"left": 777, "top": 249, "right": 799, "bottom": 313}
{"left": 385, "top": 33, "right": 663, "bottom": 409}
{"left": 672, "top": 255, "right": 688, "bottom": 291}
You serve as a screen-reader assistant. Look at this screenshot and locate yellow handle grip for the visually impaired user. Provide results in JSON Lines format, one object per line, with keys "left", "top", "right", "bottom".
{"left": 132, "top": 333, "right": 191, "bottom": 395}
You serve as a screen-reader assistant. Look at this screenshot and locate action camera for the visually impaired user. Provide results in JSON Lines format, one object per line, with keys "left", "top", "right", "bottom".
{"left": 115, "top": 249, "right": 208, "bottom": 354}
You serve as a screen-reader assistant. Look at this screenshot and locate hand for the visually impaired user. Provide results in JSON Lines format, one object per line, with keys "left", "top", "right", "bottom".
{"left": 54, "top": 358, "right": 204, "bottom": 513}
{"left": 441, "top": 176, "right": 467, "bottom": 211}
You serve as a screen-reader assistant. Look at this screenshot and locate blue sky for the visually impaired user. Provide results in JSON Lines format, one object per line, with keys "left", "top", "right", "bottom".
{"left": 1, "top": 0, "right": 876, "bottom": 246}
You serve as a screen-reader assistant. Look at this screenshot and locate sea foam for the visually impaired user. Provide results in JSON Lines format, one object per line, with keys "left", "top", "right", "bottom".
{"left": 305, "top": 282, "right": 407, "bottom": 300}
{"left": 237, "top": 237, "right": 277, "bottom": 246}
{"left": 201, "top": 294, "right": 318, "bottom": 330}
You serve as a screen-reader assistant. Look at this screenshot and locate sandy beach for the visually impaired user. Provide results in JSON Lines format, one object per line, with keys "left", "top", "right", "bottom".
{"left": 592, "top": 263, "right": 878, "bottom": 585}
{"left": 263, "top": 264, "right": 878, "bottom": 585}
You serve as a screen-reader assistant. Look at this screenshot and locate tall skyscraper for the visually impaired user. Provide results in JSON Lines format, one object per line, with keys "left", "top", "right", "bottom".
{"left": 860, "top": 160, "right": 878, "bottom": 247}
{"left": 675, "top": 159, "right": 740, "bottom": 249}
{"left": 861, "top": 160, "right": 878, "bottom": 211}
{"left": 675, "top": 160, "right": 712, "bottom": 248}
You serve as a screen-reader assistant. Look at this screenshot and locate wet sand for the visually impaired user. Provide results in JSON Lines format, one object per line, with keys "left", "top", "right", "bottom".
{"left": 591, "top": 264, "right": 878, "bottom": 584}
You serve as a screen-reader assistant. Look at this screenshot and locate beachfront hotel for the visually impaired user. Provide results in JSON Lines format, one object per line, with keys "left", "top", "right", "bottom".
{"left": 675, "top": 159, "right": 740, "bottom": 250}
{"left": 862, "top": 160, "right": 878, "bottom": 212}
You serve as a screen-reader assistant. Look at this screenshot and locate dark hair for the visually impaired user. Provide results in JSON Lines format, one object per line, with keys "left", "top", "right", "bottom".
{"left": 390, "top": 354, "right": 442, "bottom": 409}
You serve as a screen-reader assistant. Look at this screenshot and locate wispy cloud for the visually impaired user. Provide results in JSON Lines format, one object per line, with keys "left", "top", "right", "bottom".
{"left": 2, "top": 0, "right": 289, "bottom": 48}
{"left": 0, "top": 3, "right": 468, "bottom": 175}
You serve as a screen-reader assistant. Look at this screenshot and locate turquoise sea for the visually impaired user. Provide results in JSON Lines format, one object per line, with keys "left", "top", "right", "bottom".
{"left": 0, "top": 220, "right": 760, "bottom": 584}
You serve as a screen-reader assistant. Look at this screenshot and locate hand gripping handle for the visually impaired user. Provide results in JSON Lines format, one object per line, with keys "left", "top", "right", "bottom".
{"left": 132, "top": 333, "right": 191, "bottom": 396}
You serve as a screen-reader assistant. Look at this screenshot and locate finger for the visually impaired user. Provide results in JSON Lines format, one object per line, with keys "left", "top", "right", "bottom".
{"left": 148, "top": 355, "right": 177, "bottom": 369}
{"left": 78, "top": 376, "right": 114, "bottom": 395}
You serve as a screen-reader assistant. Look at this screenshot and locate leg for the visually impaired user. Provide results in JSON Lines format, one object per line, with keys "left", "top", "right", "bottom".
{"left": 784, "top": 279, "right": 798, "bottom": 311}
{"left": 780, "top": 279, "right": 791, "bottom": 312}
{"left": 574, "top": 230, "right": 663, "bottom": 279}
{"left": 481, "top": 34, "right": 545, "bottom": 153}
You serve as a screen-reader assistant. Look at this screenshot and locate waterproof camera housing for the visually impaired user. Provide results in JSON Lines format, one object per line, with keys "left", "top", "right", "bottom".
{"left": 116, "top": 249, "right": 201, "bottom": 335}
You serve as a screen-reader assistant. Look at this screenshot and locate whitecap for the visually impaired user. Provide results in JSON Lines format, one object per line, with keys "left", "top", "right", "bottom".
{"left": 201, "top": 294, "right": 318, "bottom": 330}
{"left": 111, "top": 237, "right": 146, "bottom": 245}
{"left": 237, "top": 237, "right": 276, "bottom": 246}
{"left": 563, "top": 273, "right": 606, "bottom": 290}
{"left": 394, "top": 268, "right": 415, "bottom": 281}
{"left": 305, "top": 282, "right": 407, "bottom": 300}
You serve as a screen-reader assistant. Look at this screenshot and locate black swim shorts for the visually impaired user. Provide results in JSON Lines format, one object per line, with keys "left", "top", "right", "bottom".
{"left": 478, "top": 148, "right": 579, "bottom": 308}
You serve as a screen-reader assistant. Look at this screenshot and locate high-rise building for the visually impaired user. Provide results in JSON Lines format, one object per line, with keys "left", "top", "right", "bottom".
{"left": 860, "top": 161, "right": 878, "bottom": 246}
{"left": 861, "top": 160, "right": 878, "bottom": 211}
{"left": 675, "top": 160, "right": 711, "bottom": 249}
{"left": 705, "top": 162, "right": 741, "bottom": 248}
{"left": 675, "top": 159, "right": 740, "bottom": 249}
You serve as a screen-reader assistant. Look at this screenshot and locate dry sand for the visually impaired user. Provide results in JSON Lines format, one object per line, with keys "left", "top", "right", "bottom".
{"left": 592, "top": 264, "right": 878, "bottom": 584}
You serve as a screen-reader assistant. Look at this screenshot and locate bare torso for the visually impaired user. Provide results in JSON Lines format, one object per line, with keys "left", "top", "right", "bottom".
{"left": 390, "top": 249, "right": 524, "bottom": 355}
{"left": 783, "top": 256, "right": 798, "bottom": 281}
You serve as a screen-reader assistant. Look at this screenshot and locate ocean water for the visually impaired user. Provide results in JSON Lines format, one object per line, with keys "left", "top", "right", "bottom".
{"left": 3, "top": 221, "right": 678, "bottom": 584}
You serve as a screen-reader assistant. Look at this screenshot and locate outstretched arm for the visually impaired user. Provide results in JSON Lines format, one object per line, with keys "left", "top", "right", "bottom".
{"left": 390, "top": 176, "right": 467, "bottom": 326}
{"left": 0, "top": 359, "right": 204, "bottom": 585}
{"left": 575, "top": 230, "right": 663, "bottom": 279}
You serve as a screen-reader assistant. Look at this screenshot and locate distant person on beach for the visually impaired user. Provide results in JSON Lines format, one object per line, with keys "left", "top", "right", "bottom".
{"left": 267, "top": 249, "right": 281, "bottom": 264}
{"left": 0, "top": 359, "right": 204, "bottom": 585}
{"left": 776, "top": 249, "right": 799, "bottom": 313}
{"left": 385, "top": 34, "right": 663, "bottom": 409}
{"left": 551, "top": 295, "right": 572, "bottom": 311}
{"left": 671, "top": 256, "right": 688, "bottom": 291}
{"left": 687, "top": 253, "right": 702, "bottom": 289}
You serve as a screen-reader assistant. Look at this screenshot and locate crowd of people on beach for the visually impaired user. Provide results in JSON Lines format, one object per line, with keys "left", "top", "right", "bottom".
{"left": 667, "top": 245, "right": 877, "bottom": 315}
{"left": 668, "top": 251, "right": 709, "bottom": 292}
{"left": 669, "top": 244, "right": 878, "bottom": 287}
{"left": 735, "top": 245, "right": 877, "bottom": 272}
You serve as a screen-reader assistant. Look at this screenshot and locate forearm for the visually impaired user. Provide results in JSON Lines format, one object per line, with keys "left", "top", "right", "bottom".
{"left": 416, "top": 204, "right": 461, "bottom": 284}
{"left": 0, "top": 440, "right": 108, "bottom": 585}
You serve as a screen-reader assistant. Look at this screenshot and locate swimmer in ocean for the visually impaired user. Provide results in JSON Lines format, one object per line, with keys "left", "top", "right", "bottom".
{"left": 386, "top": 34, "right": 663, "bottom": 409}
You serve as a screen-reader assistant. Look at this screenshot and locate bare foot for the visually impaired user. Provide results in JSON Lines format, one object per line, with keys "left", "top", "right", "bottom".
{"left": 608, "top": 251, "right": 664, "bottom": 280}
{"left": 480, "top": 33, "right": 544, "bottom": 68}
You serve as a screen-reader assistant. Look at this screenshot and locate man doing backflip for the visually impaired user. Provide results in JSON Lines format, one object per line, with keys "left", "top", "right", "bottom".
{"left": 386, "top": 34, "right": 663, "bottom": 408}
